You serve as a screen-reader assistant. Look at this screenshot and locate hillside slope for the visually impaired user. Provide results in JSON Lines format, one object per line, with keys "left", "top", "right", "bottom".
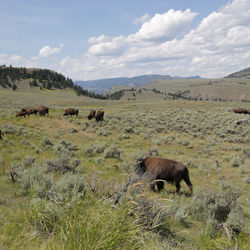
{"left": 75, "top": 74, "right": 172, "bottom": 94}
{"left": 225, "top": 67, "right": 250, "bottom": 78}
{"left": 0, "top": 65, "right": 106, "bottom": 99}
{"left": 111, "top": 78, "right": 250, "bottom": 102}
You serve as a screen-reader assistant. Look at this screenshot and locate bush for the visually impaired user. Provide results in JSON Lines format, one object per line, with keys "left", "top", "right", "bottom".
{"left": 189, "top": 183, "right": 244, "bottom": 233}
{"left": 53, "top": 173, "right": 85, "bottom": 199}
{"left": 104, "top": 146, "right": 123, "bottom": 160}
{"left": 19, "top": 164, "right": 53, "bottom": 198}
{"left": 53, "top": 140, "right": 78, "bottom": 155}
{"left": 41, "top": 138, "right": 53, "bottom": 147}
{"left": 46, "top": 156, "right": 75, "bottom": 174}
{"left": 230, "top": 155, "right": 241, "bottom": 168}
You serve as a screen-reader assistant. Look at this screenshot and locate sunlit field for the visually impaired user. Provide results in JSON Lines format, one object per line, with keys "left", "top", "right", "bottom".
{"left": 0, "top": 88, "right": 249, "bottom": 249}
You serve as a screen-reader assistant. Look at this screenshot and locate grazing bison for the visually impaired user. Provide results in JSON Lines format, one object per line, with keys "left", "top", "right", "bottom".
{"left": 16, "top": 111, "right": 27, "bottom": 117}
{"left": 134, "top": 156, "right": 193, "bottom": 195}
{"left": 63, "top": 108, "right": 79, "bottom": 117}
{"left": 0, "top": 130, "right": 4, "bottom": 140}
{"left": 37, "top": 106, "right": 49, "bottom": 116}
{"left": 22, "top": 107, "right": 37, "bottom": 116}
{"left": 95, "top": 110, "right": 104, "bottom": 122}
{"left": 87, "top": 109, "right": 104, "bottom": 122}
{"left": 234, "top": 108, "right": 249, "bottom": 114}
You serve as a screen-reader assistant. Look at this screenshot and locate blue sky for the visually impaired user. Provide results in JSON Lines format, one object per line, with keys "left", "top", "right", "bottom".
{"left": 1, "top": 0, "right": 249, "bottom": 80}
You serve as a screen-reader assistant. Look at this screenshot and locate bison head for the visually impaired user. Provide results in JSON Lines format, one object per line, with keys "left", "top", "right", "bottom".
{"left": 134, "top": 159, "right": 146, "bottom": 176}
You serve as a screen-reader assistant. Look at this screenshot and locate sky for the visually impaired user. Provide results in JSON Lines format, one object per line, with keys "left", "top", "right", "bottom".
{"left": 1, "top": 0, "right": 250, "bottom": 80}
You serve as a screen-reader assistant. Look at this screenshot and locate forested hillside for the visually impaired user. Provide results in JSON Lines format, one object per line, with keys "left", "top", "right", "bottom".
{"left": 0, "top": 65, "right": 106, "bottom": 99}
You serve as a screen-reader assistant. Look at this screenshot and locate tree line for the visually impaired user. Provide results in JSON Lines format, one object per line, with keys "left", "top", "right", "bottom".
{"left": 0, "top": 65, "right": 117, "bottom": 99}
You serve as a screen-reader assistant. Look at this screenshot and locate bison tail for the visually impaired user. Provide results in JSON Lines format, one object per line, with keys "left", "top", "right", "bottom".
{"left": 183, "top": 168, "right": 193, "bottom": 195}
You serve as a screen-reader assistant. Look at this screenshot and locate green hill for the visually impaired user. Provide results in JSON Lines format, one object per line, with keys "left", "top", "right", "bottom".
{"left": 0, "top": 65, "right": 106, "bottom": 100}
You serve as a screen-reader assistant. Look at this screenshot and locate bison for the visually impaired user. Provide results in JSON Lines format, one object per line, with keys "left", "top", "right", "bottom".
{"left": 37, "top": 106, "right": 49, "bottom": 116}
{"left": 234, "top": 108, "right": 249, "bottom": 114}
{"left": 63, "top": 108, "right": 79, "bottom": 117}
{"left": 95, "top": 110, "right": 104, "bottom": 122}
{"left": 87, "top": 109, "right": 104, "bottom": 122}
{"left": 87, "top": 110, "right": 96, "bottom": 120}
{"left": 16, "top": 111, "right": 27, "bottom": 117}
{"left": 134, "top": 156, "right": 193, "bottom": 195}
{"left": 22, "top": 107, "right": 37, "bottom": 116}
{"left": 0, "top": 130, "right": 4, "bottom": 140}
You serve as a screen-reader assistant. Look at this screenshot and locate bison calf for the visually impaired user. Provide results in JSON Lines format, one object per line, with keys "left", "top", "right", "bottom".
{"left": 16, "top": 111, "right": 27, "bottom": 117}
{"left": 22, "top": 107, "right": 37, "bottom": 116}
{"left": 134, "top": 156, "right": 193, "bottom": 195}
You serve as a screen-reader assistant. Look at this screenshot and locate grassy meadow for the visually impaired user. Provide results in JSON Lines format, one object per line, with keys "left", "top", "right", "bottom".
{"left": 0, "top": 87, "right": 250, "bottom": 249}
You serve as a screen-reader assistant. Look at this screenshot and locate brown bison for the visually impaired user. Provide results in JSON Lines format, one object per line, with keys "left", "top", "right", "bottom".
{"left": 63, "top": 108, "right": 79, "bottom": 117}
{"left": 37, "top": 106, "right": 49, "bottom": 116}
{"left": 87, "top": 110, "right": 96, "bottom": 120}
{"left": 134, "top": 156, "right": 193, "bottom": 195}
{"left": 88, "top": 109, "right": 104, "bottom": 122}
{"left": 16, "top": 111, "right": 27, "bottom": 117}
{"left": 0, "top": 130, "right": 4, "bottom": 140}
{"left": 22, "top": 107, "right": 37, "bottom": 116}
{"left": 234, "top": 108, "right": 249, "bottom": 114}
{"left": 95, "top": 110, "right": 104, "bottom": 122}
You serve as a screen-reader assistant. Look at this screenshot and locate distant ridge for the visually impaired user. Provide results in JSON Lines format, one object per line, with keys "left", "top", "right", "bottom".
{"left": 225, "top": 67, "right": 250, "bottom": 78}
{"left": 75, "top": 74, "right": 201, "bottom": 94}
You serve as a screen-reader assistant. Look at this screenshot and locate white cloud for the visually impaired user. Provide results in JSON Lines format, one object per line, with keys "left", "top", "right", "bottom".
{"left": 134, "top": 14, "right": 151, "bottom": 25}
{"left": 88, "top": 36, "right": 127, "bottom": 56}
{"left": 88, "top": 35, "right": 111, "bottom": 44}
{"left": 39, "top": 44, "right": 63, "bottom": 58}
{"left": 60, "top": 57, "right": 70, "bottom": 67}
{"left": 133, "top": 9, "right": 198, "bottom": 42}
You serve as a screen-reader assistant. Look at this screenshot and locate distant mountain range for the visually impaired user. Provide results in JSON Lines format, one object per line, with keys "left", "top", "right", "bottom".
{"left": 225, "top": 67, "right": 250, "bottom": 78}
{"left": 75, "top": 74, "right": 201, "bottom": 94}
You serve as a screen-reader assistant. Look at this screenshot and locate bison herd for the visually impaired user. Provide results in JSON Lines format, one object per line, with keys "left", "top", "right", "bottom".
{"left": 15, "top": 106, "right": 104, "bottom": 122}
{"left": 7, "top": 105, "right": 250, "bottom": 197}
{"left": 16, "top": 106, "right": 49, "bottom": 117}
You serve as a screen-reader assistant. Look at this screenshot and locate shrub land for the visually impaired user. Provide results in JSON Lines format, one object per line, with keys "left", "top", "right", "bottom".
{"left": 0, "top": 89, "right": 250, "bottom": 249}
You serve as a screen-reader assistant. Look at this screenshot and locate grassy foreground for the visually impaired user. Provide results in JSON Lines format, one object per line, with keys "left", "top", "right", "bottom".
{"left": 0, "top": 88, "right": 250, "bottom": 249}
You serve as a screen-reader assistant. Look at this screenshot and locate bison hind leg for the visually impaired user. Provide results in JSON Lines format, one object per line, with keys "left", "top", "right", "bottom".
{"left": 156, "top": 181, "right": 164, "bottom": 191}
{"left": 175, "top": 181, "right": 181, "bottom": 194}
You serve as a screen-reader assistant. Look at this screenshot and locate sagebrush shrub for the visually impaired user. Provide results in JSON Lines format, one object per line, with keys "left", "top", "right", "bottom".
{"left": 104, "top": 145, "right": 123, "bottom": 160}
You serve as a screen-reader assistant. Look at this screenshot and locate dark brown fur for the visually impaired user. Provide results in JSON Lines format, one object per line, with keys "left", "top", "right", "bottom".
{"left": 87, "top": 110, "right": 96, "bottom": 120}
{"left": 0, "top": 130, "right": 4, "bottom": 140}
{"left": 134, "top": 156, "right": 193, "bottom": 195}
{"left": 22, "top": 107, "right": 37, "bottom": 116}
{"left": 234, "top": 108, "right": 249, "bottom": 114}
{"left": 16, "top": 111, "right": 27, "bottom": 117}
{"left": 37, "top": 106, "right": 49, "bottom": 116}
{"left": 87, "top": 109, "right": 104, "bottom": 122}
{"left": 95, "top": 109, "right": 104, "bottom": 122}
{"left": 63, "top": 108, "right": 79, "bottom": 116}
